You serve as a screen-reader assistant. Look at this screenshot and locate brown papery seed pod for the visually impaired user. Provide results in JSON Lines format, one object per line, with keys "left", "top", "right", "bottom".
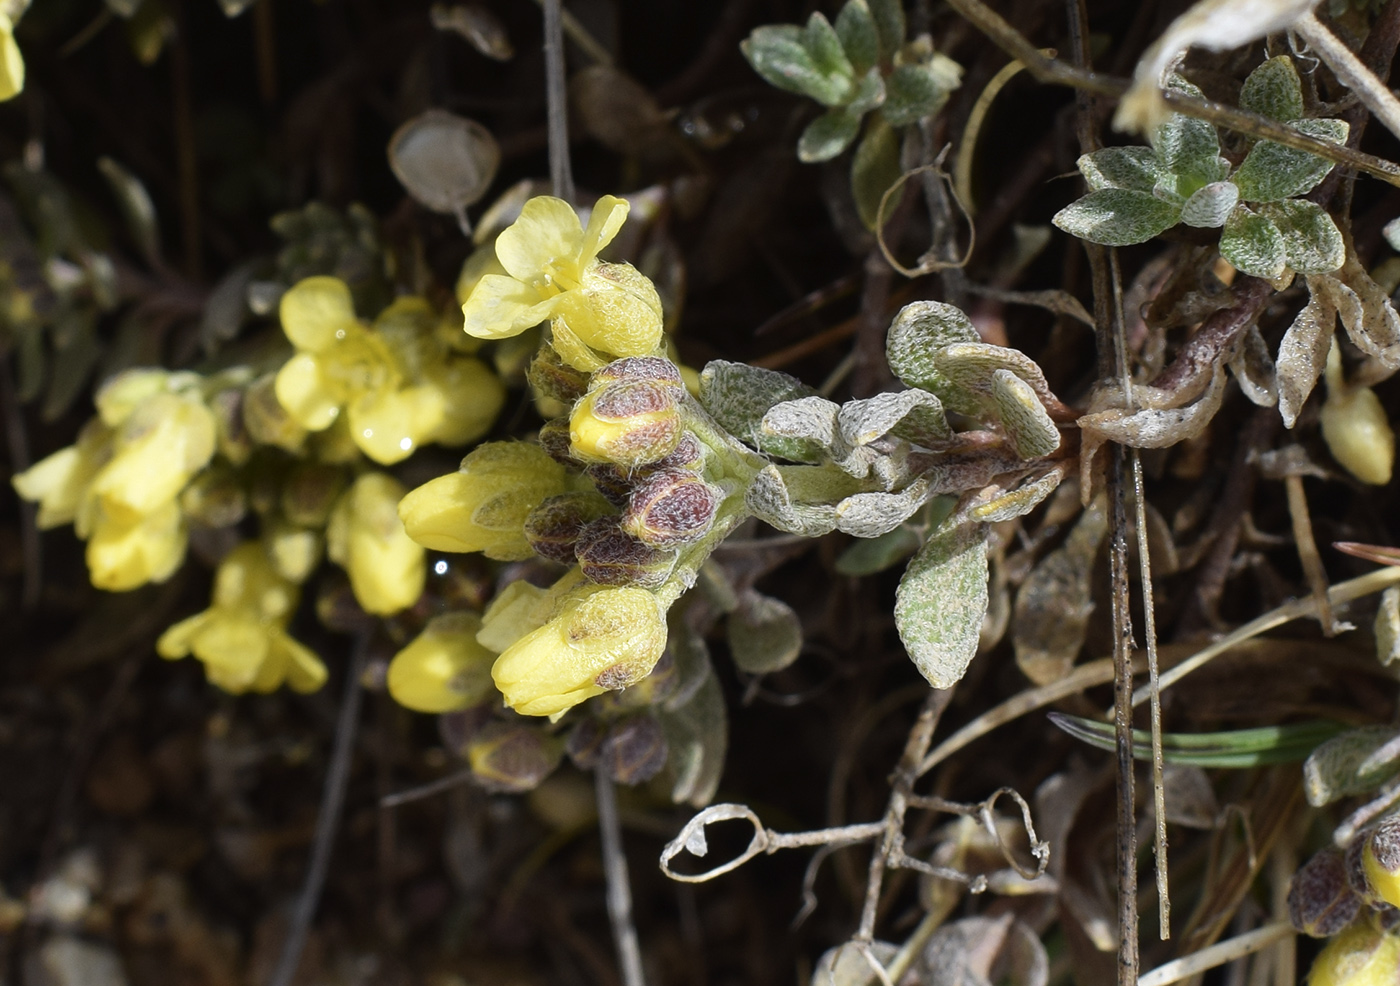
{"left": 574, "top": 517, "right": 676, "bottom": 588}
{"left": 623, "top": 467, "right": 721, "bottom": 547}
{"left": 1289, "top": 847, "right": 1363, "bottom": 937}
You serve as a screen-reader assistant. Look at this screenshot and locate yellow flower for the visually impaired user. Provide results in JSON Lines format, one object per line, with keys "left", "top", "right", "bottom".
{"left": 12, "top": 420, "right": 112, "bottom": 529}
{"left": 460, "top": 195, "right": 664, "bottom": 368}
{"left": 398, "top": 442, "right": 570, "bottom": 560}
{"left": 1308, "top": 921, "right": 1400, "bottom": 986}
{"left": 491, "top": 583, "right": 668, "bottom": 717}
{"left": 86, "top": 500, "right": 187, "bottom": 591}
{"left": 327, "top": 472, "right": 425, "bottom": 615}
{"left": 0, "top": 12, "right": 24, "bottom": 102}
{"left": 476, "top": 569, "right": 586, "bottom": 652}
{"left": 387, "top": 612, "right": 497, "bottom": 712}
{"left": 89, "top": 390, "right": 217, "bottom": 522}
{"left": 157, "top": 542, "right": 327, "bottom": 694}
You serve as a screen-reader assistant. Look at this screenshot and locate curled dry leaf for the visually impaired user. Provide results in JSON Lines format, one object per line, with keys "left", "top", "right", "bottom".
{"left": 1012, "top": 497, "right": 1107, "bottom": 685}
{"left": 430, "top": 3, "right": 513, "bottom": 61}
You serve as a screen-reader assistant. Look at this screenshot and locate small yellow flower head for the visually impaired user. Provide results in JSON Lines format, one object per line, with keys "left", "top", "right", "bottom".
{"left": 1307, "top": 920, "right": 1400, "bottom": 986}
{"left": 387, "top": 612, "right": 497, "bottom": 713}
{"left": 461, "top": 195, "right": 664, "bottom": 367}
{"left": 90, "top": 390, "right": 217, "bottom": 522}
{"left": 398, "top": 442, "right": 569, "bottom": 559}
{"left": 12, "top": 420, "right": 112, "bottom": 530}
{"left": 86, "top": 500, "right": 187, "bottom": 591}
{"left": 0, "top": 12, "right": 25, "bottom": 102}
{"left": 1362, "top": 815, "right": 1400, "bottom": 910}
{"left": 157, "top": 542, "right": 328, "bottom": 694}
{"left": 1322, "top": 339, "right": 1395, "bottom": 486}
{"left": 327, "top": 472, "right": 425, "bottom": 615}
{"left": 491, "top": 584, "right": 668, "bottom": 717}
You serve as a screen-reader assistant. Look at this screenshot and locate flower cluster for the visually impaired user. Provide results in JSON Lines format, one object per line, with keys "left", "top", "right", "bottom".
{"left": 0, "top": 3, "right": 25, "bottom": 102}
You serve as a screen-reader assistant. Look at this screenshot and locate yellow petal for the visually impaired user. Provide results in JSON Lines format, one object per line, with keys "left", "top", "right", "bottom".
{"left": 388, "top": 612, "right": 496, "bottom": 713}
{"left": 275, "top": 353, "right": 341, "bottom": 431}
{"left": 13, "top": 447, "right": 86, "bottom": 529}
{"left": 0, "top": 14, "right": 24, "bottom": 102}
{"left": 494, "top": 195, "right": 584, "bottom": 282}
{"left": 477, "top": 579, "right": 553, "bottom": 652}
{"left": 95, "top": 369, "right": 170, "bottom": 427}
{"left": 329, "top": 473, "right": 425, "bottom": 615}
{"left": 578, "top": 195, "right": 630, "bottom": 266}
{"left": 455, "top": 244, "right": 508, "bottom": 307}
{"left": 86, "top": 502, "right": 187, "bottom": 591}
{"left": 92, "top": 394, "right": 217, "bottom": 520}
{"left": 347, "top": 385, "right": 444, "bottom": 464}
{"left": 422, "top": 356, "right": 506, "bottom": 446}
{"left": 280, "top": 276, "right": 358, "bottom": 352}
{"left": 274, "top": 632, "right": 329, "bottom": 693}
{"left": 462, "top": 273, "right": 556, "bottom": 340}
{"left": 548, "top": 317, "right": 608, "bottom": 372}
{"left": 156, "top": 611, "right": 214, "bottom": 659}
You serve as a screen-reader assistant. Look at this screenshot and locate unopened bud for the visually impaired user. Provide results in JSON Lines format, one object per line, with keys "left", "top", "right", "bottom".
{"left": 1364, "top": 814, "right": 1400, "bottom": 910}
{"left": 524, "top": 492, "right": 616, "bottom": 565}
{"left": 538, "top": 417, "right": 578, "bottom": 466}
{"left": 655, "top": 431, "right": 705, "bottom": 471}
{"left": 575, "top": 518, "right": 676, "bottom": 588}
{"left": 623, "top": 468, "right": 721, "bottom": 547}
{"left": 1290, "top": 848, "right": 1362, "bottom": 937}
{"left": 466, "top": 722, "right": 563, "bottom": 793}
{"left": 242, "top": 372, "right": 307, "bottom": 452}
{"left": 585, "top": 463, "right": 635, "bottom": 506}
{"left": 590, "top": 355, "right": 684, "bottom": 389}
{"left": 208, "top": 387, "right": 252, "bottom": 465}
{"left": 570, "top": 381, "right": 682, "bottom": 467}
{"left": 281, "top": 463, "right": 348, "bottom": 527}
{"left": 387, "top": 612, "right": 497, "bottom": 713}
{"left": 1306, "top": 920, "right": 1400, "bottom": 986}
{"left": 179, "top": 466, "right": 247, "bottom": 529}
{"left": 266, "top": 520, "right": 323, "bottom": 583}
{"left": 597, "top": 714, "right": 669, "bottom": 785}
{"left": 528, "top": 344, "right": 591, "bottom": 404}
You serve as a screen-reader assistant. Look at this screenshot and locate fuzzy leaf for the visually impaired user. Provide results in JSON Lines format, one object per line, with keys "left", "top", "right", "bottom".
{"left": 1077, "top": 146, "right": 1161, "bottom": 192}
{"left": 1013, "top": 498, "right": 1106, "bottom": 684}
{"left": 1303, "top": 725, "right": 1400, "bottom": 806}
{"left": 1230, "top": 118, "right": 1348, "bottom": 203}
{"left": 657, "top": 648, "right": 727, "bottom": 807}
{"left": 1377, "top": 586, "right": 1400, "bottom": 666}
{"left": 838, "top": 389, "right": 951, "bottom": 446}
{"left": 835, "top": 478, "right": 934, "bottom": 538}
{"left": 1262, "top": 199, "right": 1344, "bottom": 274}
{"left": 1229, "top": 323, "right": 1278, "bottom": 408}
{"left": 836, "top": 526, "right": 923, "bottom": 576}
{"left": 851, "top": 116, "right": 902, "bottom": 231}
{"left": 1275, "top": 291, "right": 1333, "bottom": 427}
{"left": 1320, "top": 257, "right": 1400, "bottom": 366}
{"left": 1153, "top": 82, "right": 1228, "bottom": 197}
{"left": 835, "top": 0, "right": 879, "bottom": 74}
{"left": 1220, "top": 206, "right": 1286, "bottom": 279}
{"left": 895, "top": 522, "right": 989, "bottom": 689}
{"left": 1179, "top": 180, "right": 1239, "bottom": 228}
{"left": 868, "top": 0, "right": 905, "bottom": 62}
{"left": 741, "top": 23, "right": 853, "bottom": 106}
{"left": 882, "top": 57, "right": 961, "bottom": 127}
{"left": 698, "top": 361, "right": 822, "bottom": 462}
{"left": 798, "top": 108, "right": 863, "bottom": 163}
{"left": 1239, "top": 55, "right": 1305, "bottom": 123}
{"left": 1052, "top": 188, "right": 1181, "bottom": 246}
{"left": 745, "top": 465, "right": 845, "bottom": 537}
{"left": 728, "top": 591, "right": 804, "bottom": 674}
{"left": 967, "top": 468, "right": 1065, "bottom": 524}
{"left": 885, "top": 300, "right": 980, "bottom": 400}
{"left": 991, "top": 369, "right": 1060, "bottom": 458}
{"left": 762, "top": 395, "right": 841, "bottom": 450}
{"left": 932, "top": 342, "right": 1060, "bottom": 419}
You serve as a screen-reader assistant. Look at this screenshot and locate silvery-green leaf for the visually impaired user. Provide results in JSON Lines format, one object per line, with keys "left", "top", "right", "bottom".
{"left": 835, "top": 477, "right": 933, "bottom": 537}
{"left": 698, "top": 360, "right": 822, "bottom": 461}
{"left": 835, "top": 0, "right": 879, "bottom": 74}
{"left": 802, "top": 11, "right": 855, "bottom": 94}
{"left": 838, "top": 389, "right": 950, "bottom": 446}
{"left": 885, "top": 300, "right": 979, "bottom": 400}
{"left": 895, "top": 522, "right": 989, "bottom": 689}
{"left": 746, "top": 465, "right": 842, "bottom": 536}
{"left": 991, "top": 369, "right": 1060, "bottom": 458}
{"left": 740, "top": 23, "right": 852, "bottom": 106}
{"left": 1275, "top": 289, "right": 1333, "bottom": 427}
{"left": 1079, "top": 364, "right": 1227, "bottom": 449}
{"left": 728, "top": 590, "right": 803, "bottom": 674}
{"left": 1319, "top": 257, "right": 1400, "bottom": 367}
{"left": 388, "top": 110, "right": 500, "bottom": 217}
{"left": 199, "top": 261, "right": 255, "bottom": 354}
{"left": 1013, "top": 497, "right": 1106, "bottom": 684}
{"left": 867, "top": 0, "right": 905, "bottom": 62}
{"left": 1051, "top": 189, "right": 1181, "bottom": 247}
{"left": 1179, "top": 180, "right": 1239, "bottom": 228}
{"left": 1228, "top": 323, "right": 1277, "bottom": 408}
{"left": 1240, "top": 55, "right": 1305, "bottom": 123}
{"left": 97, "top": 157, "right": 161, "bottom": 267}
{"left": 41, "top": 307, "right": 99, "bottom": 422}
{"left": 1261, "top": 198, "right": 1344, "bottom": 274}
{"left": 1303, "top": 725, "right": 1400, "bottom": 806}
{"left": 846, "top": 68, "right": 886, "bottom": 116}
{"left": 813, "top": 941, "right": 900, "bottom": 986}
{"left": 933, "top": 342, "right": 1060, "bottom": 419}
{"left": 968, "top": 467, "right": 1065, "bottom": 524}
{"left": 1220, "top": 206, "right": 1286, "bottom": 280}
{"left": 1230, "top": 118, "right": 1348, "bottom": 203}
{"left": 1376, "top": 586, "right": 1400, "bottom": 666}
{"left": 1152, "top": 81, "right": 1226, "bottom": 197}
{"left": 762, "top": 395, "right": 841, "bottom": 449}
{"left": 798, "top": 108, "right": 863, "bottom": 163}
{"left": 835, "top": 525, "right": 922, "bottom": 575}
{"left": 851, "top": 115, "right": 902, "bottom": 232}
{"left": 881, "top": 56, "right": 961, "bottom": 127}
{"left": 430, "top": 3, "right": 514, "bottom": 61}
{"left": 657, "top": 659, "right": 727, "bottom": 807}
{"left": 1077, "top": 146, "right": 1161, "bottom": 192}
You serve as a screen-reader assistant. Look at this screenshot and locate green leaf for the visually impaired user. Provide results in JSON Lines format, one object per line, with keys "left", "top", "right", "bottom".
{"left": 698, "top": 360, "right": 822, "bottom": 462}
{"left": 1051, "top": 188, "right": 1181, "bottom": 246}
{"left": 1012, "top": 498, "right": 1106, "bottom": 683}
{"left": 1050, "top": 713, "right": 1346, "bottom": 768}
{"left": 881, "top": 56, "right": 961, "bottom": 127}
{"left": 1077, "top": 146, "right": 1161, "bottom": 192}
{"left": 838, "top": 389, "right": 951, "bottom": 446}
{"left": 745, "top": 465, "right": 845, "bottom": 537}
{"left": 990, "top": 369, "right": 1060, "bottom": 458}
{"left": 835, "top": 0, "right": 879, "bottom": 75}
{"left": 867, "top": 0, "right": 905, "bottom": 62}
{"left": 895, "top": 522, "right": 989, "bottom": 689}
{"left": 851, "top": 115, "right": 902, "bottom": 231}
{"left": 1303, "top": 725, "right": 1400, "bottom": 805}
{"left": 1179, "top": 180, "right": 1239, "bottom": 229}
{"left": 1230, "top": 118, "right": 1348, "bottom": 202}
{"left": 1261, "top": 198, "right": 1345, "bottom": 274}
{"left": 741, "top": 24, "right": 853, "bottom": 106}
{"left": 1152, "top": 79, "right": 1227, "bottom": 197}
{"left": 933, "top": 341, "right": 1060, "bottom": 419}
{"left": 803, "top": 12, "right": 855, "bottom": 97}
{"left": 656, "top": 640, "right": 727, "bottom": 807}
{"left": 798, "top": 108, "right": 862, "bottom": 163}
{"left": 728, "top": 591, "right": 804, "bottom": 674}
{"left": 1220, "top": 205, "right": 1286, "bottom": 279}
{"left": 835, "top": 478, "right": 935, "bottom": 538}
{"left": 885, "top": 300, "right": 980, "bottom": 401}
{"left": 1240, "top": 55, "right": 1305, "bottom": 123}
{"left": 97, "top": 156, "right": 162, "bottom": 267}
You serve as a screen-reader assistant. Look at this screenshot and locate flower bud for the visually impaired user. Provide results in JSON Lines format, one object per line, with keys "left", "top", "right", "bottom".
{"left": 528, "top": 343, "right": 591, "bottom": 404}
{"left": 597, "top": 714, "right": 669, "bottom": 785}
{"left": 1322, "top": 341, "right": 1395, "bottom": 486}
{"left": 1290, "top": 848, "right": 1362, "bottom": 938}
{"left": 590, "top": 355, "right": 684, "bottom": 389}
{"left": 575, "top": 518, "right": 676, "bottom": 588}
{"left": 1363, "top": 814, "right": 1400, "bottom": 910}
{"left": 1306, "top": 921, "right": 1400, "bottom": 986}
{"left": 207, "top": 386, "right": 252, "bottom": 465}
{"left": 622, "top": 468, "right": 721, "bottom": 547}
{"left": 585, "top": 463, "right": 635, "bottom": 505}
{"left": 179, "top": 465, "right": 248, "bottom": 529}
{"left": 280, "top": 463, "right": 348, "bottom": 528}
{"left": 242, "top": 372, "right": 307, "bottom": 452}
{"left": 655, "top": 431, "right": 705, "bottom": 471}
{"left": 387, "top": 612, "right": 497, "bottom": 713}
{"left": 491, "top": 585, "right": 668, "bottom": 717}
{"left": 398, "top": 442, "right": 569, "bottom": 559}
{"left": 569, "top": 381, "right": 682, "bottom": 467}
{"left": 537, "top": 417, "right": 578, "bottom": 465}
{"left": 327, "top": 472, "right": 425, "bottom": 615}
{"left": 466, "top": 721, "right": 564, "bottom": 793}
{"left": 523, "top": 491, "right": 616, "bottom": 565}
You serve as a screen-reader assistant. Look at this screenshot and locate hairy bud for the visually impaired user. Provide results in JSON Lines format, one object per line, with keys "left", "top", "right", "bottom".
{"left": 1364, "top": 813, "right": 1400, "bottom": 910}
{"left": 570, "top": 380, "right": 683, "bottom": 467}
{"left": 622, "top": 467, "right": 721, "bottom": 547}
{"left": 1290, "top": 848, "right": 1362, "bottom": 937}
{"left": 528, "top": 343, "right": 591, "bottom": 404}
{"left": 575, "top": 517, "right": 676, "bottom": 588}
{"left": 466, "top": 721, "right": 563, "bottom": 793}
{"left": 523, "top": 491, "right": 616, "bottom": 565}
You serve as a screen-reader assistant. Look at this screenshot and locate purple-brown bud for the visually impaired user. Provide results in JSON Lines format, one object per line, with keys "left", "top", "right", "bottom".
{"left": 598, "top": 714, "right": 669, "bottom": 785}
{"left": 622, "top": 468, "right": 721, "bottom": 547}
{"left": 590, "top": 356, "right": 684, "bottom": 389}
{"left": 654, "top": 432, "right": 705, "bottom": 471}
{"left": 528, "top": 344, "right": 591, "bottom": 404}
{"left": 523, "top": 491, "right": 616, "bottom": 565}
{"left": 465, "top": 721, "right": 563, "bottom": 793}
{"left": 538, "top": 417, "right": 578, "bottom": 466}
{"left": 574, "top": 517, "right": 676, "bottom": 588}
{"left": 281, "top": 463, "right": 348, "bottom": 527}
{"left": 1290, "top": 848, "right": 1363, "bottom": 937}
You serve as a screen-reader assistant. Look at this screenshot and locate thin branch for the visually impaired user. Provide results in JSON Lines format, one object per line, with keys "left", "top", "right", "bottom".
{"left": 1137, "top": 922, "right": 1294, "bottom": 986}
{"left": 1284, "top": 474, "right": 1339, "bottom": 634}
{"left": 379, "top": 768, "right": 474, "bottom": 808}
{"left": 542, "top": 0, "right": 575, "bottom": 204}
{"left": 597, "top": 769, "right": 646, "bottom": 986}
{"left": 1295, "top": 12, "right": 1400, "bottom": 145}
{"left": 269, "top": 635, "right": 369, "bottom": 986}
